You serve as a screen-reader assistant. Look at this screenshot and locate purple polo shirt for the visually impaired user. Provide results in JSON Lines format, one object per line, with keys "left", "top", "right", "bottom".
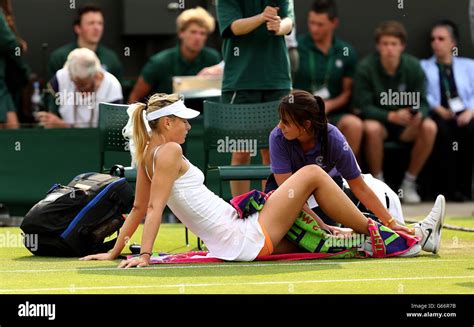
{"left": 269, "top": 124, "right": 361, "bottom": 180}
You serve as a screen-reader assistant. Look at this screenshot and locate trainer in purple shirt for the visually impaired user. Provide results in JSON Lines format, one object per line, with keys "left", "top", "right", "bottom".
{"left": 270, "top": 123, "right": 361, "bottom": 180}
{"left": 268, "top": 90, "right": 406, "bottom": 233}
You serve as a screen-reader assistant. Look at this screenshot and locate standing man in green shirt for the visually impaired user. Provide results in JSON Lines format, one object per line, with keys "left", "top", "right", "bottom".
{"left": 217, "top": 0, "right": 294, "bottom": 197}
{"left": 0, "top": 7, "right": 21, "bottom": 128}
{"left": 47, "top": 4, "right": 123, "bottom": 82}
{"left": 128, "top": 7, "right": 221, "bottom": 102}
{"left": 354, "top": 21, "right": 437, "bottom": 203}
{"left": 293, "top": 0, "right": 362, "bottom": 159}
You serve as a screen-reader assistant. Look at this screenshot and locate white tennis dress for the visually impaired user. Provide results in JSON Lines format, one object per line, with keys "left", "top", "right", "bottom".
{"left": 145, "top": 147, "right": 265, "bottom": 261}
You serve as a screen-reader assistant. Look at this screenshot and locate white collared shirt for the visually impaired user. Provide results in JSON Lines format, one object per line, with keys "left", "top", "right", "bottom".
{"left": 421, "top": 56, "right": 474, "bottom": 111}
{"left": 55, "top": 68, "right": 123, "bottom": 127}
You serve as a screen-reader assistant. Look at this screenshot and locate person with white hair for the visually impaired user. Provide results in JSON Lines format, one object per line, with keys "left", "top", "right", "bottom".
{"left": 39, "top": 48, "right": 123, "bottom": 128}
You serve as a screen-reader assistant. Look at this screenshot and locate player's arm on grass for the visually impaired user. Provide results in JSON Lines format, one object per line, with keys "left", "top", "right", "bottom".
{"left": 119, "top": 143, "right": 182, "bottom": 268}
{"left": 128, "top": 77, "right": 152, "bottom": 103}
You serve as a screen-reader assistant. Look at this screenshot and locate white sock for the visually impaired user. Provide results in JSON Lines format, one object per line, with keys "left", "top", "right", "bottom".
{"left": 375, "top": 172, "right": 384, "bottom": 181}
{"left": 414, "top": 223, "right": 423, "bottom": 239}
{"left": 404, "top": 172, "right": 417, "bottom": 183}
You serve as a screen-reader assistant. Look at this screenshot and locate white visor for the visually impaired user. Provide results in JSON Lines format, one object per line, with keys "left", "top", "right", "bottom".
{"left": 146, "top": 100, "right": 200, "bottom": 121}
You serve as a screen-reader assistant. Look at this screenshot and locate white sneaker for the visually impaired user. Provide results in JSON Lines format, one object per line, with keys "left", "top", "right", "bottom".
{"left": 401, "top": 179, "right": 421, "bottom": 204}
{"left": 414, "top": 195, "right": 446, "bottom": 254}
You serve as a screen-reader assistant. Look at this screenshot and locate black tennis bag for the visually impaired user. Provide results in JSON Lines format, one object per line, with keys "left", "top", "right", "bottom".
{"left": 20, "top": 167, "right": 134, "bottom": 256}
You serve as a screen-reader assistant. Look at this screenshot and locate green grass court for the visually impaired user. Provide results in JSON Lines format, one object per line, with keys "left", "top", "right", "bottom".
{"left": 0, "top": 216, "right": 473, "bottom": 294}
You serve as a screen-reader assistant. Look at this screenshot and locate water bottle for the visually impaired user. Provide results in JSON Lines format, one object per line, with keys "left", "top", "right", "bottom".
{"left": 31, "top": 81, "right": 42, "bottom": 120}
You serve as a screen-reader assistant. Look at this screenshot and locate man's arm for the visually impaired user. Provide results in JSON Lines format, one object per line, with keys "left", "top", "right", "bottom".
{"left": 274, "top": 0, "right": 294, "bottom": 36}
{"left": 230, "top": 12, "right": 266, "bottom": 36}
{"left": 36, "top": 111, "right": 70, "bottom": 128}
{"left": 4, "top": 111, "right": 19, "bottom": 129}
{"left": 128, "top": 77, "right": 152, "bottom": 103}
{"left": 231, "top": 5, "right": 284, "bottom": 36}
{"left": 274, "top": 17, "right": 293, "bottom": 36}
{"left": 325, "top": 77, "right": 353, "bottom": 114}
{"left": 197, "top": 61, "right": 224, "bottom": 76}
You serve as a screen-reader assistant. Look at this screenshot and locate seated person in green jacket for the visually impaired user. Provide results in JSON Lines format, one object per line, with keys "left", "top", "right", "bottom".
{"left": 293, "top": 0, "right": 362, "bottom": 160}
{"left": 128, "top": 7, "right": 221, "bottom": 103}
{"left": 354, "top": 21, "right": 437, "bottom": 204}
{"left": 47, "top": 4, "right": 123, "bottom": 82}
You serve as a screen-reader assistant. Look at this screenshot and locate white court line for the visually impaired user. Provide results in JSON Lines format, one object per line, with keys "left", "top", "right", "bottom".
{"left": 1, "top": 275, "right": 473, "bottom": 293}
{"left": 0, "top": 259, "right": 468, "bottom": 274}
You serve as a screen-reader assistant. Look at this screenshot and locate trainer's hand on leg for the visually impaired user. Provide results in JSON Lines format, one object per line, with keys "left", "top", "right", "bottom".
{"left": 331, "top": 226, "right": 354, "bottom": 237}
{"left": 389, "top": 221, "right": 415, "bottom": 235}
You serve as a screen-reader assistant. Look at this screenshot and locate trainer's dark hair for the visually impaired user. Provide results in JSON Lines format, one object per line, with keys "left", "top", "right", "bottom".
{"left": 279, "top": 90, "right": 329, "bottom": 165}
{"left": 310, "top": 0, "right": 338, "bottom": 20}
{"left": 73, "top": 4, "right": 103, "bottom": 27}
{"left": 431, "top": 19, "right": 459, "bottom": 44}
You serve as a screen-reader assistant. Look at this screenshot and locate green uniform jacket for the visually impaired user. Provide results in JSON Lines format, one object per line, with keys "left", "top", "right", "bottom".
{"left": 354, "top": 52, "right": 429, "bottom": 122}
{"left": 0, "top": 9, "right": 22, "bottom": 121}
{"left": 217, "top": 0, "right": 294, "bottom": 92}
{"left": 293, "top": 34, "right": 357, "bottom": 99}
{"left": 140, "top": 45, "right": 221, "bottom": 95}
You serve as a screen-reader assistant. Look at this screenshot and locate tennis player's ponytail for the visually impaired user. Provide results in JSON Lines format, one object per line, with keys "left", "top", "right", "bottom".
{"left": 131, "top": 102, "right": 148, "bottom": 165}
{"left": 131, "top": 93, "right": 181, "bottom": 165}
{"left": 313, "top": 95, "right": 329, "bottom": 166}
